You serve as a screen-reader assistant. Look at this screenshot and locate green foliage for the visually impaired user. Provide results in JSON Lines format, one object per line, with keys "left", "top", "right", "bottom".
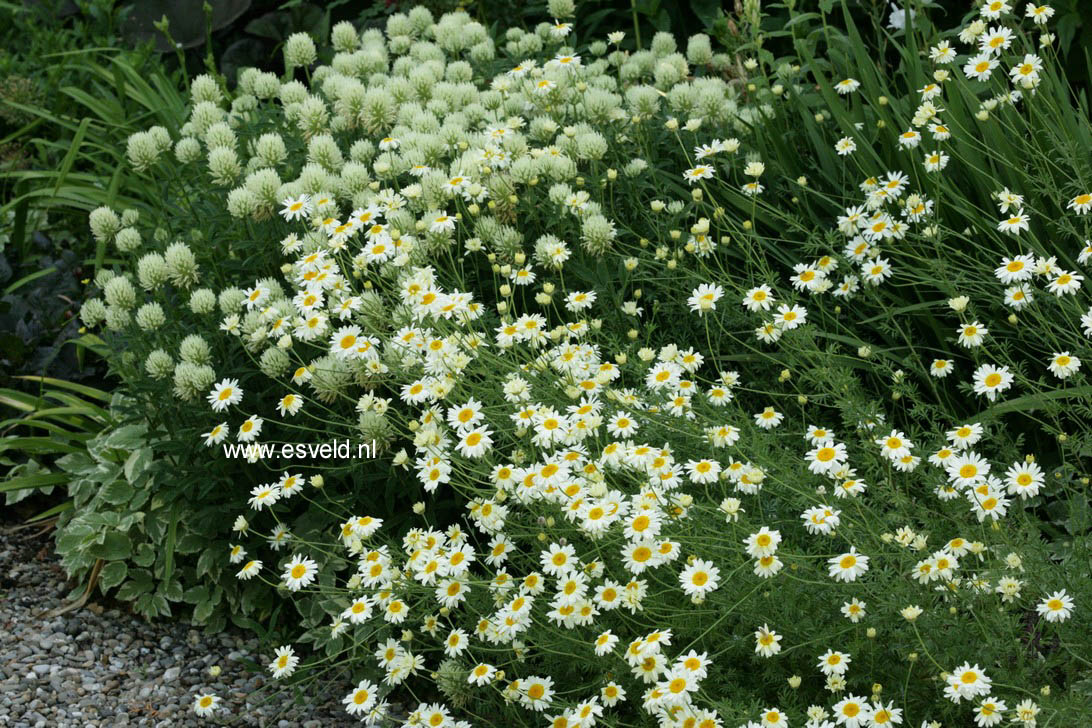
{"left": 0, "top": 1, "right": 181, "bottom": 384}
{"left": 49, "top": 402, "right": 226, "bottom": 622}
{"left": 2, "top": 0, "right": 1091, "bottom": 724}
{"left": 59, "top": 1, "right": 1092, "bottom": 724}
{"left": 1, "top": 376, "right": 112, "bottom": 507}
{"left": 2, "top": 383, "right": 284, "bottom": 628}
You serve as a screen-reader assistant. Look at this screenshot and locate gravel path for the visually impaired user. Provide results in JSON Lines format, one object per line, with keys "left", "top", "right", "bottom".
{"left": 0, "top": 523, "right": 354, "bottom": 727}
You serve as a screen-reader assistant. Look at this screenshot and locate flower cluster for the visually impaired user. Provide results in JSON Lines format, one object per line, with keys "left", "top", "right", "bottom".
{"left": 78, "top": 2, "right": 1089, "bottom": 727}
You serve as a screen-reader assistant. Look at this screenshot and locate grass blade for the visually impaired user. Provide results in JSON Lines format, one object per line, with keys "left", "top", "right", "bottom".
{"left": 52, "top": 117, "right": 92, "bottom": 198}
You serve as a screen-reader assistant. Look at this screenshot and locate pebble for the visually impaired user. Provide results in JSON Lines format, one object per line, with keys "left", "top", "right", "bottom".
{"left": 0, "top": 524, "right": 357, "bottom": 726}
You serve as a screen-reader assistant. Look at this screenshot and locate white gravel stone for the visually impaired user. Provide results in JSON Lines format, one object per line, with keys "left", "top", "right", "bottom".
{"left": 0, "top": 523, "right": 357, "bottom": 727}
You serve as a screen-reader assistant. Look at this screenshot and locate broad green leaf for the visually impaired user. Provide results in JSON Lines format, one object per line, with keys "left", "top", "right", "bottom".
{"left": 133, "top": 542, "right": 156, "bottom": 567}
{"left": 102, "top": 424, "right": 148, "bottom": 452}
{"left": 100, "top": 479, "right": 135, "bottom": 505}
{"left": 99, "top": 561, "right": 128, "bottom": 592}
{"left": 89, "top": 531, "right": 132, "bottom": 560}
{"left": 124, "top": 447, "right": 153, "bottom": 483}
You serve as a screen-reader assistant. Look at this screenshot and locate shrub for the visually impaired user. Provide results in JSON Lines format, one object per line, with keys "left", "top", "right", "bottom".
{"left": 80, "top": 3, "right": 1090, "bottom": 726}
{"left": 51, "top": 394, "right": 264, "bottom": 628}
